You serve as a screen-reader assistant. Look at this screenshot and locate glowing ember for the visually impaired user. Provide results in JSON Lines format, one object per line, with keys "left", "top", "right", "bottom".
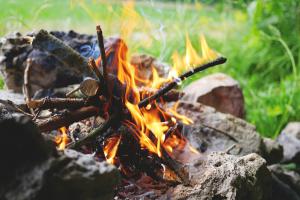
{"left": 55, "top": 127, "right": 69, "bottom": 150}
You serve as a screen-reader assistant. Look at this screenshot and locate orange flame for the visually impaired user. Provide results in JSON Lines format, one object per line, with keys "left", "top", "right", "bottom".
{"left": 103, "top": 135, "right": 121, "bottom": 164}
{"left": 102, "top": 2, "right": 219, "bottom": 162}
{"left": 169, "top": 34, "right": 219, "bottom": 79}
{"left": 55, "top": 127, "right": 69, "bottom": 150}
{"left": 111, "top": 34, "right": 216, "bottom": 158}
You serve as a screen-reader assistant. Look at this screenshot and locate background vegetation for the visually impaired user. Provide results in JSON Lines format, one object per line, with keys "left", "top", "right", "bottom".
{"left": 0, "top": 0, "right": 299, "bottom": 138}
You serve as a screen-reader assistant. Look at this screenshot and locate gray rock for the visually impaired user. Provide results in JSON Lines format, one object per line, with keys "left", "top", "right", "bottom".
{"left": 261, "top": 138, "right": 283, "bottom": 164}
{"left": 0, "top": 115, "right": 120, "bottom": 200}
{"left": 1, "top": 150, "right": 120, "bottom": 200}
{"left": 0, "top": 115, "right": 54, "bottom": 185}
{"left": 0, "top": 90, "right": 25, "bottom": 104}
{"left": 0, "top": 31, "right": 90, "bottom": 93}
{"left": 183, "top": 73, "right": 245, "bottom": 118}
{"left": 268, "top": 164, "right": 300, "bottom": 200}
{"left": 130, "top": 54, "right": 170, "bottom": 86}
{"left": 164, "top": 152, "right": 271, "bottom": 200}
{"left": 176, "top": 101, "right": 264, "bottom": 157}
{"left": 277, "top": 122, "right": 300, "bottom": 163}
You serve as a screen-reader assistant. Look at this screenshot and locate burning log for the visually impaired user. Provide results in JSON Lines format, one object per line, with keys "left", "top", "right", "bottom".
{"left": 32, "top": 29, "right": 89, "bottom": 75}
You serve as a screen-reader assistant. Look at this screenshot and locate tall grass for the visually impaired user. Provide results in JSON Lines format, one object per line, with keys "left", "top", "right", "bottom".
{"left": 0, "top": 0, "right": 299, "bottom": 138}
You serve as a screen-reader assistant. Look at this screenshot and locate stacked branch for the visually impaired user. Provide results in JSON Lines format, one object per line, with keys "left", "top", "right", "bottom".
{"left": 27, "top": 26, "right": 227, "bottom": 184}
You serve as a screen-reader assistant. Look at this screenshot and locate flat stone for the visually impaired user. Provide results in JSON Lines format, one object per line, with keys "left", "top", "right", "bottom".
{"left": 182, "top": 73, "right": 245, "bottom": 118}
{"left": 163, "top": 152, "right": 271, "bottom": 200}
{"left": 277, "top": 122, "right": 300, "bottom": 163}
{"left": 176, "top": 101, "right": 264, "bottom": 157}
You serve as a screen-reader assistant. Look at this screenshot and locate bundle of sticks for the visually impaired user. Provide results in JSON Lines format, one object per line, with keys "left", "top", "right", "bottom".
{"left": 11, "top": 25, "right": 226, "bottom": 185}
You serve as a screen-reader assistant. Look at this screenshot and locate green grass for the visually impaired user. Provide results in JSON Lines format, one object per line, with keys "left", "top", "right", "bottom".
{"left": 0, "top": 0, "right": 299, "bottom": 138}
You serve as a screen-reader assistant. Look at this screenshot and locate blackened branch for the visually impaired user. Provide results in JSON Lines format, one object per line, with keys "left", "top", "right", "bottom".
{"left": 138, "top": 57, "right": 227, "bottom": 108}
{"left": 96, "top": 25, "right": 109, "bottom": 97}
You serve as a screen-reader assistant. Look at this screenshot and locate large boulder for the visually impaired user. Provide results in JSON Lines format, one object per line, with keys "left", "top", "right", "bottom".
{"left": 182, "top": 73, "right": 245, "bottom": 118}
{"left": 0, "top": 115, "right": 120, "bottom": 200}
{"left": 164, "top": 152, "right": 271, "bottom": 200}
{"left": 277, "top": 122, "right": 300, "bottom": 163}
{"left": 0, "top": 31, "right": 95, "bottom": 93}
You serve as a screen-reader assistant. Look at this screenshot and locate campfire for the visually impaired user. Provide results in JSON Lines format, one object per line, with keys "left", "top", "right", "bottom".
{"left": 1, "top": 24, "right": 226, "bottom": 198}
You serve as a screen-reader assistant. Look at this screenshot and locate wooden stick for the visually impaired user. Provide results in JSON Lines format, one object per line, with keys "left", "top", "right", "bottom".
{"left": 138, "top": 57, "right": 226, "bottom": 108}
{"left": 96, "top": 25, "right": 108, "bottom": 85}
{"left": 23, "top": 59, "right": 35, "bottom": 115}
{"left": 28, "top": 98, "right": 92, "bottom": 110}
{"left": 32, "top": 29, "right": 88, "bottom": 75}
{"left": 96, "top": 25, "right": 111, "bottom": 99}
{"left": 37, "top": 106, "right": 99, "bottom": 132}
{"left": 88, "top": 57, "right": 105, "bottom": 87}
{"left": 164, "top": 123, "right": 178, "bottom": 140}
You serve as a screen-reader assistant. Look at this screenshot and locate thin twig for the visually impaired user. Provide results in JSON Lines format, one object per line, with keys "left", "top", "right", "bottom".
{"left": 96, "top": 25, "right": 109, "bottom": 97}
{"left": 198, "top": 123, "right": 238, "bottom": 142}
{"left": 88, "top": 57, "right": 105, "bottom": 86}
{"left": 164, "top": 123, "right": 178, "bottom": 140}
{"left": 32, "top": 98, "right": 47, "bottom": 120}
{"left": 225, "top": 144, "right": 236, "bottom": 154}
{"left": 23, "top": 59, "right": 35, "bottom": 115}
{"left": 138, "top": 57, "right": 227, "bottom": 108}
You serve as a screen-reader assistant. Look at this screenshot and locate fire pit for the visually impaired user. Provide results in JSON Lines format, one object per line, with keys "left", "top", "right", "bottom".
{"left": 0, "top": 26, "right": 274, "bottom": 200}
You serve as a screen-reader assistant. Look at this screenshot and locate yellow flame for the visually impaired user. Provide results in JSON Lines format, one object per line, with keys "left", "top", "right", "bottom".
{"left": 55, "top": 127, "right": 69, "bottom": 150}
{"left": 167, "top": 102, "right": 193, "bottom": 125}
{"left": 104, "top": 136, "right": 121, "bottom": 164}
{"left": 106, "top": 12, "right": 220, "bottom": 160}
{"left": 169, "top": 34, "right": 219, "bottom": 79}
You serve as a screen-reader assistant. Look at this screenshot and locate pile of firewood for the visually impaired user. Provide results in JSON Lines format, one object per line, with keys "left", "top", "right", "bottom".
{"left": 3, "top": 25, "right": 226, "bottom": 186}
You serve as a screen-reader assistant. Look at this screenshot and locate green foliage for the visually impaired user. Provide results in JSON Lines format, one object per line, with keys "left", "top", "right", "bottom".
{"left": 0, "top": 0, "right": 299, "bottom": 138}
{"left": 0, "top": 78, "right": 3, "bottom": 89}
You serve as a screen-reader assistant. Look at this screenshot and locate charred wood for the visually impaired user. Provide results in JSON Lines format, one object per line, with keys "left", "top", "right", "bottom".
{"left": 138, "top": 57, "right": 227, "bottom": 108}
